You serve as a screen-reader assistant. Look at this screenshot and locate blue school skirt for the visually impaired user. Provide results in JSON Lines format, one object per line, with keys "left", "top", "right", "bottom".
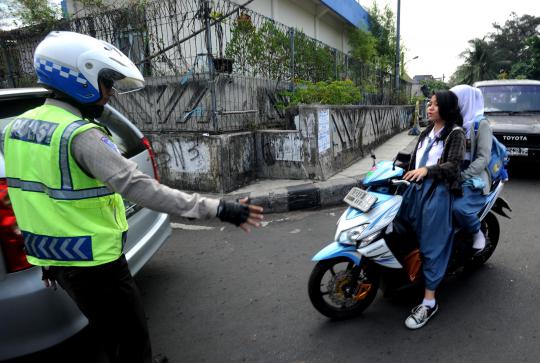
{"left": 397, "top": 178, "right": 454, "bottom": 290}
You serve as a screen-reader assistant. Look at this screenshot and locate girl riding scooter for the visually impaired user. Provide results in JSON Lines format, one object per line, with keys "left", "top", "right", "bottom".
{"left": 397, "top": 90, "right": 465, "bottom": 329}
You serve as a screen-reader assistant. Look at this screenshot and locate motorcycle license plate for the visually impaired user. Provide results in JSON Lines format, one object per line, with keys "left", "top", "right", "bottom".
{"left": 343, "top": 187, "right": 378, "bottom": 212}
{"left": 507, "top": 147, "right": 528, "bottom": 156}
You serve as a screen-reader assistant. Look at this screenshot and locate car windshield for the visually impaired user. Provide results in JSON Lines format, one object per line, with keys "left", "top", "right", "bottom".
{"left": 479, "top": 85, "right": 540, "bottom": 113}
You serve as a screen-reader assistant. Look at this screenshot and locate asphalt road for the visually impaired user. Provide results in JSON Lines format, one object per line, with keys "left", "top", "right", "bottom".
{"left": 8, "top": 166, "right": 540, "bottom": 363}
{"left": 137, "top": 166, "right": 540, "bottom": 363}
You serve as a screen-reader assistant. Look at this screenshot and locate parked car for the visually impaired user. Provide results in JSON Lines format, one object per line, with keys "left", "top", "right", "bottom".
{"left": 474, "top": 79, "right": 540, "bottom": 165}
{"left": 0, "top": 87, "right": 171, "bottom": 361}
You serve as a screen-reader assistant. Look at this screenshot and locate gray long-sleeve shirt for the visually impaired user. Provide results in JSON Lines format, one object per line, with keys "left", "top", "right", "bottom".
{"left": 49, "top": 99, "right": 220, "bottom": 219}
{"left": 462, "top": 119, "right": 492, "bottom": 195}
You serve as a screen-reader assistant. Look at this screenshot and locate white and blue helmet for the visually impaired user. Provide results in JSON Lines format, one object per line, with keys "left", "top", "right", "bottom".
{"left": 34, "top": 31, "right": 145, "bottom": 104}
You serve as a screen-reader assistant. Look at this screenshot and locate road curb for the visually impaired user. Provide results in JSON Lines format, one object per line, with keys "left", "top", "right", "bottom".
{"left": 228, "top": 174, "right": 366, "bottom": 214}
{"left": 226, "top": 134, "right": 419, "bottom": 214}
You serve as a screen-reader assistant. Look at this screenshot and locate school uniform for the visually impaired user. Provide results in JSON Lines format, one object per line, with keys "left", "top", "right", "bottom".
{"left": 398, "top": 123, "right": 465, "bottom": 290}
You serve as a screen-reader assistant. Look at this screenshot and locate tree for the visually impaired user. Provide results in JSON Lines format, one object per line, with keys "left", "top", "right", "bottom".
{"left": 367, "top": 3, "right": 397, "bottom": 72}
{"left": 420, "top": 79, "right": 449, "bottom": 93}
{"left": 525, "top": 36, "right": 540, "bottom": 80}
{"left": 0, "top": 0, "right": 61, "bottom": 28}
{"left": 490, "top": 13, "right": 540, "bottom": 77}
{"left": 452, "top": 38, "right": 499, "bottom": 85}
{"left": 451, "top": 13, "right": 540, "bottom": 83}
{"left": 348, "top": 27, "right": 378, "bottom": 64}
{"left": 71, "top": 0, "right": 149, "bottom": 17}
{"left": 347, "top": 3, "right": 408, "bottom": 74}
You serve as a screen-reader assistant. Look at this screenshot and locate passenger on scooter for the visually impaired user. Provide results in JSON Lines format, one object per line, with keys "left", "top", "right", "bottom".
{"left": 450, "top": 85, "right": 492, "bottom": 253}
{"left": 397, "top": 90, "right": 466, "bottom": 329}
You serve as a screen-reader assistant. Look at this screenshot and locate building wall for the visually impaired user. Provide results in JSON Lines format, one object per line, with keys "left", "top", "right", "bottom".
{"left": 246, "top": 0, "right": 352, "bottom": 53}
{"left": 65, "top": 0, "right": 357, "bottom": 54}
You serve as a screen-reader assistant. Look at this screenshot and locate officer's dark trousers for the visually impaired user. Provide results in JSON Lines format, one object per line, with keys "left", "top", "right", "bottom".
{"left": 51, "top": 255, "right": 151, "bottom": 363}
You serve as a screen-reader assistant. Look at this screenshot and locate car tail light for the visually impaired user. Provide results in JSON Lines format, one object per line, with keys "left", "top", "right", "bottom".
{"left": 142, "top": 137, "right": 160, "bottom": 182}
{"left": 0, "top": 178, "right": 32, "bottom": 272}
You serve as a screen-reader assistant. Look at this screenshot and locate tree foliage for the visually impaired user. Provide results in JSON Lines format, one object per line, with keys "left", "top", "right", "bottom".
{"left": 452, "top": 38, "right": 500, "bottom": 85}
{"left": 348, "top": 2, "right": 402, "bottom": 73}
{"left": 368, "top": 3, "right": 398, "bottom": 72}
{"left": 72, "top": 0, "right": 149, "bottom": 17}
{"left": 420, "top": 79, "right": 449, "bottom": 93}
{"left": 225, "top": 19, "right": 335, "bottom": 82}
{"left": 348, "top": 27, "right": 378, "bottom": 64}
{"left": 451, "top": 13, "right": 540, "bottom": 84}
{"left": 0, "top": 0, "right": 61, "bottom": 28}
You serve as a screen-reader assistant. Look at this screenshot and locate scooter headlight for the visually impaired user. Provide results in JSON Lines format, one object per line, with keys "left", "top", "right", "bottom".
{"left": 337, "top": 224, "right": 368, "bottom": 245}
{"left": 358, "top": 230, "right": 383, "bottom": 248}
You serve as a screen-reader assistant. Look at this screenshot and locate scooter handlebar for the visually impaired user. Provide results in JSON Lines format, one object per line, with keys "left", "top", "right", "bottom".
{"left": 390, "top": 179, "right": 411, "bottom": 187}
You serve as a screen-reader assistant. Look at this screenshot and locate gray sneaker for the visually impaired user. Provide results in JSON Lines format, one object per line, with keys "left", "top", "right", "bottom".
{"left": 404, "top": 303, "right": 438, "bottom": 329}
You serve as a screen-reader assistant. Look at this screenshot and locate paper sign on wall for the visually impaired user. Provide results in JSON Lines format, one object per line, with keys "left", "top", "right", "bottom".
{"left": 318, "top": 109, "right": 330, "bottom": 153}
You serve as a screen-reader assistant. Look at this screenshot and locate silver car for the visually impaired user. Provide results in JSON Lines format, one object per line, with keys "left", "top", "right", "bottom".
{"left": 0, "top": 88, "right": 171, "bottom": 360}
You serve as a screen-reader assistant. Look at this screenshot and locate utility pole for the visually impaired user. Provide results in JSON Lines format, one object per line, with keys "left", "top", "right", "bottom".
{"left": 203, "top": 0, "right": 218, "bottom": 131}
{"left": 394, "top": 0, "right": 401, "bottom": 95}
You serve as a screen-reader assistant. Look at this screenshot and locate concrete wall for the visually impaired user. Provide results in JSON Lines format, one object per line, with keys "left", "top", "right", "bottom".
{"left": 148, "top": 131, "right": 255, "bottom": 193}
{"left": 256, "top": 105, "right": 414, "bottom": 181}
{"left": 256, "top": 130, "right": 316, "bottom": 180}
{"left": 146, "top": 105, "right": 413, "bottom": 193}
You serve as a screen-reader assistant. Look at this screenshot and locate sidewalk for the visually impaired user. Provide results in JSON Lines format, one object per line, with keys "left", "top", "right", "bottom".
{"left": 221, "top": 129, "right": 420, "bottom": 213}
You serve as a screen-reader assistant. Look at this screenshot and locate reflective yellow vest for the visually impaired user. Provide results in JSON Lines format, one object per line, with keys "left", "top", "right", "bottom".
{"left": 3, "top": 103, "right": 128, "bottom": 267}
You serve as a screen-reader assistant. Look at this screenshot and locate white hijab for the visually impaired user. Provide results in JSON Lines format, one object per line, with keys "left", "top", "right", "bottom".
{"left": 450, "top": 84, "right": 484, "bottom": 136}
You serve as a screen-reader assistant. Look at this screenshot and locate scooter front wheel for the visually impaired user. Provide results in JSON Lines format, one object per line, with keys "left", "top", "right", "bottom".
{"left": 308, "top": 257, "right": 380, "bottom": 320}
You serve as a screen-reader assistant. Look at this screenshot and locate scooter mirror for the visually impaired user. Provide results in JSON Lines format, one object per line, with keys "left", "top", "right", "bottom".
{"left": 393, "top": 151, "right": 411, "bottom": 170}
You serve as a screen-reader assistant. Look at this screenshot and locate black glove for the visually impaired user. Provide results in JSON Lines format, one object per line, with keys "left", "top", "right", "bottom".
{"left": 217, "top": 200, "right": 250, "bottom": 226}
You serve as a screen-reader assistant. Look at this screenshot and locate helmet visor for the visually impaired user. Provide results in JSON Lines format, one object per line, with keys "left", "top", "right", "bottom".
{"left": 112, "top": 77, "right": 145, "bottom": 94}
{"left": 99, "top": 69, "right": 145, "bottom": 95}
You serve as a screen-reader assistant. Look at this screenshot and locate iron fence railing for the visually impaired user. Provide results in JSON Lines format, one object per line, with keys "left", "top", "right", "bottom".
{"left": 0, "top": 0, "right": 412, "bottom": 132}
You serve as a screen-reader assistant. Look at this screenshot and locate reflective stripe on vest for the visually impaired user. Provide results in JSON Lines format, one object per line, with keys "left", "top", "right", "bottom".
{"left": 59, "top": 120, "right": 86, "bottom": 189}
{"left": 23, "top": 231, "right": 93, "bottom": 261}
{"left": 6, "top": 178, "right": 113, "bottom": 200}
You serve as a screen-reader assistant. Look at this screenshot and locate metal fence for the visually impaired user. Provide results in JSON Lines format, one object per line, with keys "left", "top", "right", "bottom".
{"left": 0, "top": 0, "right": 412, "bottom": 132}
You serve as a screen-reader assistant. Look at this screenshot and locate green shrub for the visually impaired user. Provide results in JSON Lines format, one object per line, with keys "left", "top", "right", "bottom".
{"left": 283, "top": 80, "right": 362, "bottom": 107}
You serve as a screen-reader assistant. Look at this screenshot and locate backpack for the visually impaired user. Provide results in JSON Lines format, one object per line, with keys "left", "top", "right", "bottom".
{"left": 473, "top": 117, "right": 509, "bottom": 187}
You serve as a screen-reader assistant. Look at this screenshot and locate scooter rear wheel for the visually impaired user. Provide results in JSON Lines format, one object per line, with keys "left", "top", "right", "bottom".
{"left": 308, "top": 257, "right": 380, "bottom": 320}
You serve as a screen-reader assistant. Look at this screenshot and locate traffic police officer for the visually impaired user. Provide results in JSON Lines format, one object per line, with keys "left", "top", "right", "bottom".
{"left": 3, "top": 31, "right": 263, "bottom": 363}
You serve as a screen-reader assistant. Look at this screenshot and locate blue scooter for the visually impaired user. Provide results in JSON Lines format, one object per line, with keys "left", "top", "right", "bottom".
{"left": 307, "top": 153, "right": 511, "bottom": 320}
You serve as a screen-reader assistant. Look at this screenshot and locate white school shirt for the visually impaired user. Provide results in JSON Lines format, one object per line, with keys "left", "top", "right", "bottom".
{"left": 415, "top": 127, "right": 445, "bottom": 169}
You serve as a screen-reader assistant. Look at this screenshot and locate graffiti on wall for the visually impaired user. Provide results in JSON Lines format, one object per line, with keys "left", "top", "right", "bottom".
{"left": 329, "top": 108, "right": 364, "bottom": 156}
{"left": 329, "top": 106, "right": 413, "bottom": 157}
{"left": 151, "top": 138, "right": 211, "bottom": 173}
{"left": 262, "top": 133, "right": 303, "bottom": 165}
{"left": 273, "top": 133, "right": 304, "bottom": 162}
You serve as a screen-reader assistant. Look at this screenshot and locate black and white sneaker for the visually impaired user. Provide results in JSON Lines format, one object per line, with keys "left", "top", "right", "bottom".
{"left": 404, "top": 303, "right": 439, "bottom": 329}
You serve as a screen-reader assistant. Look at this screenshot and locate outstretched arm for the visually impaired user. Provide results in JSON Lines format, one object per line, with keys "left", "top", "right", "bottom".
{"left": 72, "top": 128, "right": 263, "bottom": 229}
